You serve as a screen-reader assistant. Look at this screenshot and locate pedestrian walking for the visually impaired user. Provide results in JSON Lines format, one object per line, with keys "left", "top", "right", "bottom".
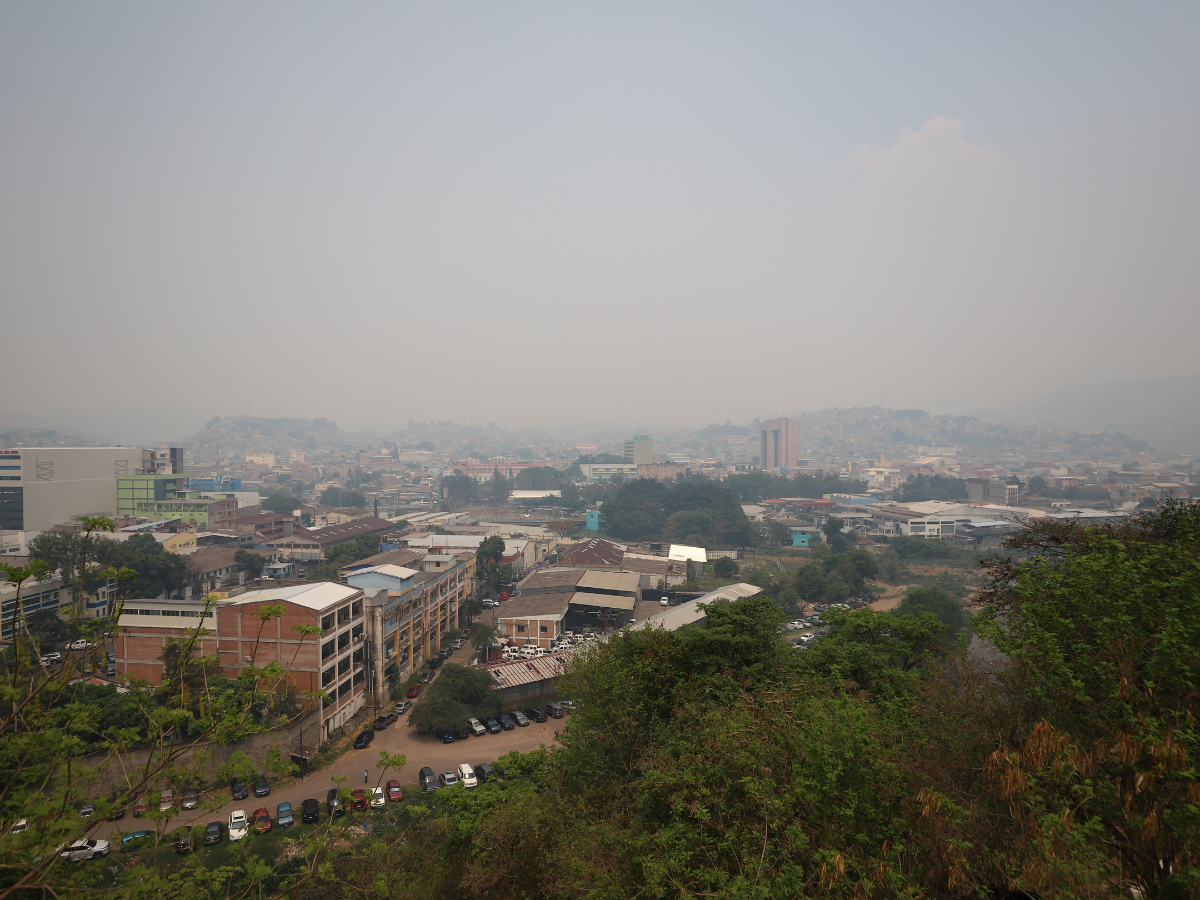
{"left": 364, "top": 769, "right": 368, "bottom": 784}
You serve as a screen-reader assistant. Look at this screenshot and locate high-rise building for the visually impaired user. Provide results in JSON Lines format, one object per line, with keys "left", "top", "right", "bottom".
{"left": 0, "top": 446, "right": 183, "bottom": 531}
{"left": 623, "top": 436, "right": 653, "bottom": 465}
{"left": 759, "top": 418, "right": 797, "bottom": 471}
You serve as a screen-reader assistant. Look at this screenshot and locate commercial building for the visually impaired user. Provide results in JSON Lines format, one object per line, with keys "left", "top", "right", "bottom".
{"left": 0, "top": 446, "right": 180, "bottom": 531}
{"left": 116, "top": 474, "right": 188, "bottom": 519}
{"left": 116, "top": 582, "right": 368, "bottom": 740}
{"left": 264, "top": 516, "right": 394, "bottom": 562}
{"left": 346, "top": 552, "right": 474, "bottom": 685}
{"left": 132, "top": 493, "right": 238, "bottom": 530}
{"left": 759, "top": 418, "right": 798, "bottom": 471}
{"left": 498, "top": 567, "right": 643, "bottom": 648}
{"left": 637, "top": 463, "right": 685, "bottom": 483}
{"left": 578, "top": 462, "right": 638, "bottom": 483}
{"left": 624, "top": 436, "right": 654, "bottom": 465}
{"left": 1, "top": 571, "right": 64, "bottom": 641}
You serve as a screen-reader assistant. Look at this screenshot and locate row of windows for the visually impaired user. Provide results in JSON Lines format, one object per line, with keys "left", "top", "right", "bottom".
{"left": 123, "top": 608, "right": 211, "bottom": 618}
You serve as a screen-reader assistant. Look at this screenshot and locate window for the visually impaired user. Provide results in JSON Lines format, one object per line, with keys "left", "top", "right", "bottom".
{"left": 338, "top": 657, "right": 350, "bottom": 676}
{"left": 338, "top": 680, "right": 351, "bottom": 700}
{"left": 540, "top": 624, "right": 548, "bottom": 633}
{"left": 353, "top": 670, "right": 365, "bottom": 686}
{"left": 517, "top": 624, "right": 526, "bottom": 633}
{"left": 351, "top": 623, "right": 363, "bottom": 641}
{"left": 351, "top": 599, "right": 362, "bottom": 617}
{"left": 338, "top": 631, "right": 350, "bottom": 651}
{"left": 352, "top": 647, "right": 364, "bottom": 665}
{"left": 337, "top": 606, "right": 350, "bottom": 626}
{"left": 321, "top": 613, "right": 334, "bottom": 632}
{"left": 322, "top": 666, "right": 335, "bottom": 687}
{"left": 322, "top": 640, "right": 335, "bottom": 661}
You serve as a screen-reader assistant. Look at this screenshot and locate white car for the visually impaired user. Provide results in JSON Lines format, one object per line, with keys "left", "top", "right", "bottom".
{"left": 59, "top": 839, "right": 110, "bottom": 861}
{"left": 369, "top": 787, "right": 385, "bottom": 808}
{"left": 228, "top": 809, "right": 249, "bottom": 841}
{"left": 68, "top": 640, "right": 92, "bottom": 651}
{"left": 451, "top": 639, "right": 464, "bottom": 650}
{"left": 456, "top": 764, "right": 478, "bottom": 788}
{"left": 9, "top": 819, "right": 28, "bottom": 834}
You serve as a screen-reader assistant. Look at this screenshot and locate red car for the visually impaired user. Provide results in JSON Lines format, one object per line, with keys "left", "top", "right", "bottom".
{"left": 349, "top": 789, "right": 367, "bottom": 811}
{"left": 406, "top": 684, "right": 420, "bottom": 699}
{"left": 252, "top": 807, "right": 272, "bottom": 834}
{"left": 131, "top": 791, "right": 147, "bottom": 818}
{"left": 386, "top": 780, "right": 403, "bottom": 803}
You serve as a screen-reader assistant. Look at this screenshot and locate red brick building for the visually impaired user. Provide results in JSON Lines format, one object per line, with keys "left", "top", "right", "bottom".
{"left": 116, "top": 582, "right": 368, "bottom": 740}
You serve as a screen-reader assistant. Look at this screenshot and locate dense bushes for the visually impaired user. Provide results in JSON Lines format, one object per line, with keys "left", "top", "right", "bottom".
{"left": 601, "top": 479, "right": 758, "bottom": 546}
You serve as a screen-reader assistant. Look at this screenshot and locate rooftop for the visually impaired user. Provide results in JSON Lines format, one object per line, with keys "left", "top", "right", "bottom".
{"left": 231, "top": 581, "right": 360, "bottom": 611}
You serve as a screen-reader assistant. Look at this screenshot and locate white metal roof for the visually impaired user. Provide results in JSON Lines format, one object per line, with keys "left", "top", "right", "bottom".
{"left": 353, "top": 564, "right": 419, "bottom": 580}
{"left": 231, "top": 582, "right": 359, "bottom": 611}
{"left": 642, "top": 582, "right": 761, "bottom": 631}
{"left": 668, "top": 544, "right": 707, "bottom": 563}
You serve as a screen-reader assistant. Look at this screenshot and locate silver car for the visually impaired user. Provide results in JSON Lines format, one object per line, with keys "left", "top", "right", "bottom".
{"left": 60, "top": 839, "right": 110, "bottom": 861}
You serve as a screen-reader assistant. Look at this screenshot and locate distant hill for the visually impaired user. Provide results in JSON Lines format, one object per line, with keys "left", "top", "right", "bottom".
{"left": 976, "top": 373, "right": 1200, "bottom": 455}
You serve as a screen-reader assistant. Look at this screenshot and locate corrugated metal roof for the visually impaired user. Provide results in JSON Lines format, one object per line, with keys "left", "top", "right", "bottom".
{"left": 484, "top": 652, "right": 573, "bottom": 689}
{"left": 558, "top": 538, "right": 626, "bottom": 567}
{"left": 668, "top": 544, "right": 707, "bottom": 562}
{"left": 497, "top": 590, "right": 575, "bottom": 619}
{"left": 577, "top": 570, "right": 641, "bottom": 594}
{"left": 641, "top": 582, "right": 761, "bottom": 631}
{"left": 231, "top": 581, "right": 360, "bottom": 611}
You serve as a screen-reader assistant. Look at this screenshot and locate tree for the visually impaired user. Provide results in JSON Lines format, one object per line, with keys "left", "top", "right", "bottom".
{"left": 894, "top": 585, "right": 970, "bottom": 639}
{"left": 321, "top": 486, "right": 366, "bottom": 508}
{"left": 441, "top": 473, "right": 478, "bottom": 504}
{"left": 710, "top": 556, "right": 739, "bottom": 578}
{"left": 233, "top": 549, "right": 266, "bottom": 579}
{"left": 896, "top": 474, "right": 969, "bottom": 502}
{"left": 262, "top": 493, "right": 299, "bottom": 514}
{"left": 491, "top": 467, "right": 511, "bottom": 504}
{"left": 471, "top": 622, "right": 498, "bottom": 652}
{"left": 416, "top": 440, "right": 435, "bottom": 451}
{"left": 23, "top": 608, "right": 69, "bottom": 649}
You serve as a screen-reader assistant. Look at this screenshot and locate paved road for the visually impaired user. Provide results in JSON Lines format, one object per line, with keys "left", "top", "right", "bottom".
{"left": 90, "top": 635, "right": 561, "bottom": 840}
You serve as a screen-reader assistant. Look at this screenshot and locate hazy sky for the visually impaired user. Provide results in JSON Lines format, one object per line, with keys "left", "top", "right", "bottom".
{"left": 3, "top": 3, "right": 1198, "bottom": 439}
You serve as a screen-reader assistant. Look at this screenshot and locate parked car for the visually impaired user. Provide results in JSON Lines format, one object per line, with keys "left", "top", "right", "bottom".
{"left": 349, "top": 790, "right": 367, "bottom": 812}
{"left": 544, "top": 703, "right": 564, "bottom": 719}
{"left": 174, "top": 832, "right": 192, "bottom": 854}
{"left": 406, "top": 684, "right": 421, "bottom": 699}
{"left": 386, "top": 780, "right": 403, "bottom": 802}
{"left": 79, "top": 802, "right": 95, "bottom": 820}
{"left": 158, "top": 789, "right": 175, "bottom": 812}
{"left": 228, "top": 810, "right": 249, "bottom": 841}
{"left": 230, "top": 778, "right": 249, "bottom": 801}
{"left": 455, "top": 723, "right": 471, "bottom": 740}
{"left": 276, "top": 801, "right": 294, "bottom": 828}
{"left": 301, "top": 798, "right": 320, "bottom": 823}
{"left": 252, "top": 808, "right": 272, "bottom": 834}
{"left": 204, "top": 821, "right": 223, "bottom": 845}
{"left": 419, "top": 767, "right": 439, "bottom": 793}
{"left": 40, "top": 652, "right": 62, "bottom": 666}
{"left": 181, "top": 790, "right": 199, "bottom": 811}
{"left": 473, "top": 763, "right": 498, "bottom": 784}
{"left": 419, "top": 670, "right": 433, "bottom": 684}
{"left": 498, "top": 714, "right": 516, "bottom": 731}
{"left": 373, "top": 712, "right": 398, "bottom": 730}
{"left": 353, "top": 730, "right": 375, "bottom": 749}
{"left": 327, "top": 788, "right": 344, "bottom": 817}
{"left": 512, "top": 711, "right": 529, "bottom": 727}
{"left": 68, "top": 639, "right": 92, "bottom": 651}
{"left": 438, "top": 729, "right": 455, "bottom": 744}
{"left": 393, "top": 700, "right": 412, "bottom": 714}
{"left": 253, "top": 775, "right": 270, "bottom": 798}
{"left": 484, "top": 718, "right": 501, "bottom": 734}
{"left": 107, "top": 650, "right": 116, "bottom": 664}
{"left": 104, "top": 663, "right": 117, "bottom": 677}
{"left": 457, "top": 764, "right": 478, "bottom": 788}
{"left": 524, "top": 706, "right": 547, "bottom": 723}
{"left": 60, "top": 838, "right": 110, "bottom": 861}
{"left": 437, "top": 771, "right": 459, "bottom": 788}
{"left": 467, "top": 717, "right": 487, "bottom": 736}
{"left": 369, "top": 787, "right": 385, "bottom": 808}
{"left": 120, "top": 831, "right": 151, "bottom": 852}
{"left": 132, "top": 791, "right": 148, "bottom": 817}
{"left": 451, "top": 639, "right": 464, "bottom": 650}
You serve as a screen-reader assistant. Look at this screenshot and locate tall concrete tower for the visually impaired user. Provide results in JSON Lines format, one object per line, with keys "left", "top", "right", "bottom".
{"left": 759, "top": 418, "right": 797, "bottom": 471}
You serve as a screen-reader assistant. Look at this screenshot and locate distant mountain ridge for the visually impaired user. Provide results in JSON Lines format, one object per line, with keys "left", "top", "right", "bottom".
{"left": 975, "top": 373, "right": 1200, "bottom": 455}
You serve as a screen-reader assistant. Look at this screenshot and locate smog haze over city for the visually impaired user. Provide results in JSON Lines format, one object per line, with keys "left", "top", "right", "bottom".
{"left": 3, "top": 3, "right": 1199, "bottom": 446}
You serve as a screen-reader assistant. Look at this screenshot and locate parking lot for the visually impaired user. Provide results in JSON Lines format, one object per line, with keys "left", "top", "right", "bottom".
{"left": 92, "top": 642, "right": 564, "bottom": 841}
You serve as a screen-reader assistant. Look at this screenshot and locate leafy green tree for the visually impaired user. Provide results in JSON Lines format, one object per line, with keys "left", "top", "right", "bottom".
{"left": 233, "top": 548, "right": 265, "bottom": 579}
{"left": 22, "top": 608, "right": 69, "bottom": 649}
{"left": 261, "top": 493, "right": 298, "bottom": 514}
{"left": 470, "top": 622, "right": 498, "bottom": 652}
{"left": 491, "top": 466, "right": 511, "bottom": 504}
{"left": 710, "top": 556, "right": 739, "bottom": 578}
{"left": 475, "top": 535, "right": 508, "bottom": 594}
{"left": 896, "top": 473, "right": 969, "bottom": 502}
{"left": 441, "top": 473, "right": 478, "bottom": 503}
{"left": 320, "top": 486, "right": 366, "bottom": 508}
{"left": 306, "top": 563, "right": 341, "bottom": 582}
{"left": 894, "top": 585, "right": 971, "bottom": 639}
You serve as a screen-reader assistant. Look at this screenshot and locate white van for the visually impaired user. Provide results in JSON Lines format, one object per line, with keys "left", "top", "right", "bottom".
{"left": 518, "top": 645, "right": 539, "bottom": 659}
{"left": 501, "top": 647, "right": 520, "bottom": 660}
